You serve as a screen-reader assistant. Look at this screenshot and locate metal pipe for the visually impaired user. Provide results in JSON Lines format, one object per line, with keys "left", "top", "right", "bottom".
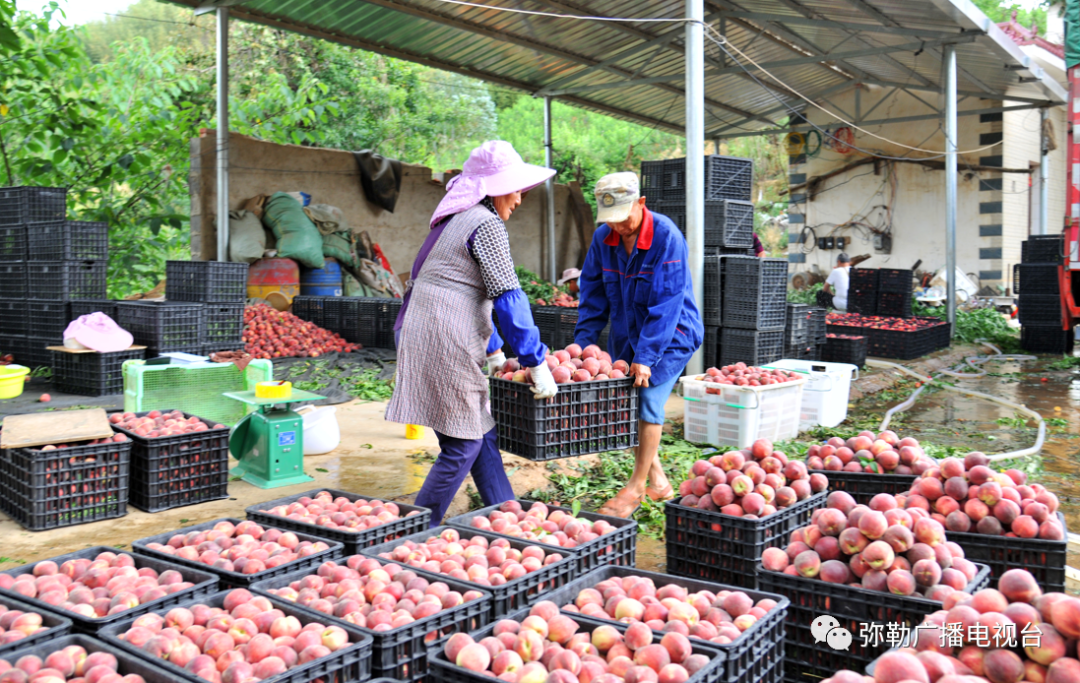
{"left": 544, "top": 96, "right": 556, "bottom": 283}
{"left": 944, "top": 44, "right": 957, "bottom": 329}
{"left": 216, "top": 7, "right": 230, "bottom": 263}
{"left": 686, "top": 0, "right": 705, "bottom": 375}
{"left": 1039, "top": 107, "right": 1049, "bottom": 236}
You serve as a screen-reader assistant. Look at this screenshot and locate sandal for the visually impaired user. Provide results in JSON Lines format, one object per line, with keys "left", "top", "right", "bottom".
{"left": 597, "top": 489, "right": 645, "bottom": 518}
{"left": 645, "top": 484, "right": 675, "bottom": 502}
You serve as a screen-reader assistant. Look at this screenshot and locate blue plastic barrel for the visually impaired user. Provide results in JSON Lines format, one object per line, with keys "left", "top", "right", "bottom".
{"left": 300, "top": 258, "right": 343, "bottom": 296}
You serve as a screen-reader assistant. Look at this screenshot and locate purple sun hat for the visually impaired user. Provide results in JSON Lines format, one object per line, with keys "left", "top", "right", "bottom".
{"left": 430, "top": 140, "right": 555, "bottom": 228}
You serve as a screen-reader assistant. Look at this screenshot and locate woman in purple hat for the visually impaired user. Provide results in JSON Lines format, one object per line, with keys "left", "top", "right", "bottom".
{"left": 387, "top": 141, "right": 557, "bottom": 526}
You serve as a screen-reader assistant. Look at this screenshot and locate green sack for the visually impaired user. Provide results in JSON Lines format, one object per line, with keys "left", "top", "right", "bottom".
{"left": 262, "top": 192, "right": 325, "bottom": 269}
{"left": 323, "top": 231, "right": 358, "bottom": 269}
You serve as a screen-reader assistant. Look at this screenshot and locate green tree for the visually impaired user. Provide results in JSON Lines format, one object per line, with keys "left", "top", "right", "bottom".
{"left": 971, "top": 0, "right": 1049, "bottom": 35}
{"left": 78, "top": 0, "right": 213, "bottom": 62}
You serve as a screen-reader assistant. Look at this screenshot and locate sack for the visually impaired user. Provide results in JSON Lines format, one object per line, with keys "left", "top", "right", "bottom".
{"left": 262, "top": 192, "right": 325, "bottom": 269}
{"left": 304, "top": 204, "right": 350, "bottom": 235}
{"left": 241, "top": 194, "right": 268, "bottom": 219}
{"left": 228, "top": 209, "right": 266, "bottom": 264}
{"left": 323, "top": 231, "right": 358, "bottom": 269}
{"left": 343, "top": 270, "right": 386, "bottom": 298}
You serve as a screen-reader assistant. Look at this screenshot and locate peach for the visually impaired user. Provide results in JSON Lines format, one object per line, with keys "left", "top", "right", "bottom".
{"left": 982, "top": 649, "right": 1023, "bottom": 683}
{"left": 624, "top": 622, "right": 653, "bottom": 651}
{"left": 873, "top": 651, "right": 930, "bottom": 683}
{"left": 793, "top": 551, "right": 820, "bottom": 578}
{"left": 861, "top": 541, "right": 895, "bottom": 571}
{"left": 547, "top": 615, "right": 579, "bottom": 644}
{"left": 820, "top": 560, "right": 850, "bottom": 584}
{"left": 1050, "top": 597, "right": 1080, "bottom": 638}
{"left": 760, "top": 547, "right": 789, "bottom": 572}
{"left": 457, "top": 643, "right": 492, "bottom": 672}
{"left": 633, "top": 645, "right": 670, "bottom": 673}
{"left": 1047, "top": 658, "right": 1080, "bottom": 683}
{"left": 444, "top": 633, "right": 475, "bottom": 663}
{"left": 591, "top": 625, "right": 622, "bottom": 652}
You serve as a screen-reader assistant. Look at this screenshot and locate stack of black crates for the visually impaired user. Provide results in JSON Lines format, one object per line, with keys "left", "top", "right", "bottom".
{"left": 847, "top": 267, "right": 913, "bottom": 318}
{"left": 1017, "top": 234, "right": 1071, "bottom": 353}
{"left": 784, "top": 303, "right": 821, "bottom": 360}
{"left": 809, "top": 306, "right": 827, "bottom": 358}
{"left": 847, "top": 268, "right": 879, "bottom": 315}
{"left": 718, "top": 256, "right": 788, "bottom": 366}
{"left": 292, "top": 296, "right": 402, "bottom": 349}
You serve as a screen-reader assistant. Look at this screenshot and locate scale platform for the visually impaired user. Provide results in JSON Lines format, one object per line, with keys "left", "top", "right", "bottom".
{"left": 223, "top": 389, "right": 325, "bottom": 407}
{"left": 225, "top": 389, "right": 325, "bottom": 489}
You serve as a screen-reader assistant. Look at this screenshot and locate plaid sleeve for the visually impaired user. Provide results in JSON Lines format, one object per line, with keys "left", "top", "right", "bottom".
{"left": 469, "top": 217, "right": 520, "bottom": 300}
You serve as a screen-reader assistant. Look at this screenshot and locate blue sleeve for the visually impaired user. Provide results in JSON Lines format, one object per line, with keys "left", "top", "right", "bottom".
{"left": 486, "top": 311, "right": 504, "bottom": 355}
{"left": 633, "top": 234, "right": 688, "bottom": 368}
{"left": 493, "top": 288, "right": 547, "bottom": 368}
{"left": 574, "top": 233, "right": 610, "bottom": 348}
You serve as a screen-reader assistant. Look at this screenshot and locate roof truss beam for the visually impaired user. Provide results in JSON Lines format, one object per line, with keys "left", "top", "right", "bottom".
{"left": 712, "top": 10, "right": 966, "bottom": 39}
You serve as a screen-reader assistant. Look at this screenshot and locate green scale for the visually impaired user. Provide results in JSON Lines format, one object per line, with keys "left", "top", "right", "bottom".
{"left": 225, "top": 389, "right": 325, "bottom": 488}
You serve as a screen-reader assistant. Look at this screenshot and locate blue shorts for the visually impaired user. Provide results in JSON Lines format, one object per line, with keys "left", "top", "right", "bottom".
{"left": 639, "top": 372, "right": 681, "bottom": 425}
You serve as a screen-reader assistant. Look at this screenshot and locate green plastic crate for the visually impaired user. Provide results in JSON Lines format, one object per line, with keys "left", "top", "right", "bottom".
{"left": 122, "top": 359, "right": 273, "bottom": 426}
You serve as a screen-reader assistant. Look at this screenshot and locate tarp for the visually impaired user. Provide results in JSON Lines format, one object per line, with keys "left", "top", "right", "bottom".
{"left": 1068, "top": 0, "right": 1080, "bottom": 69}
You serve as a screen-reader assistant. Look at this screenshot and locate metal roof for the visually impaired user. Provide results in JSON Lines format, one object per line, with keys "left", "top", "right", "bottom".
{"left": 170, "top": 0, "right": 1068, "bottom": 136}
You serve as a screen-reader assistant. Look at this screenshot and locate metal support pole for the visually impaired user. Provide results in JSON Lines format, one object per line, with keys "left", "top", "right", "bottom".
{"left": 713, "top": 138, "right": 721, "bottom": 155}
{"left": 1039, "top": 107, "right": 1049, "bottom": 236}
{"left": 686, "top": 0, "right": 705, "bottom": 374}
{"left": 544, "top": 97, "right": 557, "bottom": 283}
{"left": 944, "top": 44, "right": 957, "bottom": 329}
{"left": 216, "top": 7, "right": 229, "bottom": 263}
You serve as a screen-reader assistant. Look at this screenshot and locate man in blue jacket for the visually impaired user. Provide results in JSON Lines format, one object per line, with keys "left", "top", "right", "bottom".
{"left": 575, "top": 172, "right": 704, "bottom": 517}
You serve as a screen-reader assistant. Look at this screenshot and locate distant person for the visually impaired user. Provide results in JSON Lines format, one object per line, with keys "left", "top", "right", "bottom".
{"left": 753, "top": 233, "right": 765, "bottom": 257}
{"left": 821, "top": 252, "right": 852, "bottom": 311}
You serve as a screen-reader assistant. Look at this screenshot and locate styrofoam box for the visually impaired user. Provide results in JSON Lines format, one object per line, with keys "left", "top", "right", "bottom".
{"left": 679, "top": 372, "right": 806, "bottom": 448}
{"left": 768, "top": 358, "right": 858, "bottom": 430}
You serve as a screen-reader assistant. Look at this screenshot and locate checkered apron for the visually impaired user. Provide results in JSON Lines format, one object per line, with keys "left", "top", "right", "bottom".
{"left": 386, "top": 204, "right": 499, "bottom": 439}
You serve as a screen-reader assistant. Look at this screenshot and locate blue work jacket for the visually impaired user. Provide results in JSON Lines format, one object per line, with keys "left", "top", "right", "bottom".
{"left": 574, "top": 206, "right": 704, "bottom": 385}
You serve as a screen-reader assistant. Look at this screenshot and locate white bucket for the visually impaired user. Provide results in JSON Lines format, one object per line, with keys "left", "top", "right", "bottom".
{"left": 296, "top": 405, "right": 340, "bottom": 455}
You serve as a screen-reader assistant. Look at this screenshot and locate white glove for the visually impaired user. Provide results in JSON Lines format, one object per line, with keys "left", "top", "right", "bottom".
{"left": 530, "top": 362, "right": 558, "bottom": 399}
{"left": 487, "top": 352, "right": 507, "bottom": 377}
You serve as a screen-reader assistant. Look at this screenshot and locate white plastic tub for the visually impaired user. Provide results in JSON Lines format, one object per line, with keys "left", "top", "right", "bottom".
{"left": 768, "top": 359, "right": 858, "bottom": 430}
{"left": 679, "top": 372, "right": 806, "bottom": 448}
{"left": 296, "top": 405, "right": 340, "bottom": 455}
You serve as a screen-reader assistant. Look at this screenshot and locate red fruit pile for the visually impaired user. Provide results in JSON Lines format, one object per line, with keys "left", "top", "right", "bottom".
{"left": 0, "top": 552, "right": 196, "bottom": 619}
{"left": 826, "top": 312, "right": 948, "bottom": 332}
{"left": 116, "top": 588, "right": 352, "bottom": 683}
{"left": 807, "top": 431, "right": 936, "bottom": 475}
{"left": 534, "top": 291, "right": 578, "bottom": 307}
{"left": 265, "top": 556, "right": 485, "bottom": 630}
{"left": 0, "top": 604, "right": 52, "bottom": 644}
{"left": 899, "top": 451, "right": 1064, "bottom": 540}
{"left": 825, "top": 333, "right": 864, "bottom": 341}
{"left": 36, "top": 433, "right": 128, "bottom": 451}
{"left": 371, "top": 527, "right": 566, "bottom": 587}
{"left": 0, "top": 646, "right": 145, "bottom": 683}
{"left": 823, "top": 568, "right": 1080, "bottom": 683}
{"left": 762, "top": 490, "right": 978, "bottom": 599}
{"left": 142, "top": 520, "right": 332, "bottom": 575}
{"left": 444, "top": 601, "right": 713, "bottom": 683}
{"left": 110, "top": 410, "right": 225, "bottom": 439}
{"left": 243, "top": 304, "right": 359, "bottom": 360}
{"left": 560, "top": 575, "right": 778, "bottom": 644}
{"left": 466, "top": 500, "right": 619, "bottom": 548}
{"left": 254, "top": 491, "right": 420, "bottom": 534}
{"left": 692, "top": 364, "right": 802, "bottom": 389}
{"left": 677, "top": 438, "right": 826, "bottom": 518}
{"left": 499, "top": 344, "right": 626, "bottom": 384}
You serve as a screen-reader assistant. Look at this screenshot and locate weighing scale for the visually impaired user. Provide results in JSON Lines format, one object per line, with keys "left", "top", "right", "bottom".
{"left": 225, "top": 384, "right": 325, "bottom": 489}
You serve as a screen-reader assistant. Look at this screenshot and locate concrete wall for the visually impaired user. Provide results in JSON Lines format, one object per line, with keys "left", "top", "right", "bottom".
{"left": 189, "top": 132, "right": 589, "bottom": 278}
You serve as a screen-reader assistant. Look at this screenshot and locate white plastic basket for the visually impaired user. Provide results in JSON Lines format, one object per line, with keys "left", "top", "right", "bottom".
{"left": 679, "top": 372, "right": 806, "bottom": 448}
{"left": 767, "top": 358, "right": 858, "bottom": 430}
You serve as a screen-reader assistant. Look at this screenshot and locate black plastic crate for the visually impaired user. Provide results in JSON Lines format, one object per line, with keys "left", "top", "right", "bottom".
{"left": 723, "top": 292, "right": 786, "bottom": 331}
{"left": 876, "top": 290, "right": 912, "bottom": 318}
{"left": 28, "top": 221, "right": 108, "bottom": 260}
{"left": 640, "top": 160, "right": 665, "bottom": 196}
{"left": 246, "top": 488, "right": 432, "bottom": 555}
{"left": 0, "top": 635, "right": 179, "bottom": 683}
{"left": 0, "top": 225, "right": 26, "bottom": 260}
{"left": 822, "top": 334, "right": 867, "bottom": 367}
{"left": 51, "top": 347, "right": 145, "bottom": 396}
{"left": 760, "top": 563, "right": 989, "bottom": 683}
{"left": 849, "top": 268, "right": 878, "bottom": 291}
{"left": 705, "top": 200, "right": 754, "bottom": 249}
{"left": 1017, "top": 294, "right": 1062, "bottom": 324}
{"left": 69, "top": 299, "right": 118, "bottom": 320}
{"left": 360, "top": 526, "right": 577, "bottom": 619}
{"left": 719, "top": 328, "right": 783, "bottom": 366}
{"left": 0, "top": 548, "right": 218, "bottom": 634}
{"left": 110, "top": 410, "right": 231, "bottom": 512}
{"left": 808, "top": 469, "right": 916, "bottom": 505}
{"left": 706, "top": 155, "right": 754, "bottom": 201}
{"left": 665, "top": 492, "right": 827, "bottom": 589}
{"left": 847, "top": 289, "right": 877, "bottom": 315}
{"left": 867, "top": 325, "right": 943, "bottom": 360}
{"left": 703, "top": 325, "right": 720, "bottom": 369}
{"left": 133, "top": 517, "right": 345, "bottom": 588}
{"left": 1022, "top": 234, "right": 1063, "bottom": 264}
{"left": 252, "top": 564, "right": 487, "bottom": 682}
{"left": 0, "top": 186, "right": 67, "bottom": 225}
{"left": 543, "top": 566, "right": 788, "bottom": 683}
{"left": 447, "top": 499, "right": 637, "bottom": 573}
{"left": 328, "top": 297, "right": 358, "bottom": 338}
{"left": 489, "top": 375, "right": 638, "bottom": 461}
{"left": 723, "top": 257, "right": 787, "bottom": 330}
{"left": 703, "top": 255, "right": 724, "bottom": 325}
{"left": 99, "top": 589, "right": 373, "bottom": 683}
{"left": 784, "top": 303, "right": 809, "bottom": 344}
{"left": 0, "top": 436, "right": 131, "bottom": 532}
{"left": 946, "top": 512, "right": 1068, "bottom": 593}
{"left": 5, "top": 337, "right": 56, "bottom": 368}
{"left": 26, "top": 300, "right": 69, "bottom": 339}
{"left": 877, "top": 268, "right": 913, "bottom": 293}
{"left": 808, "top": 307, "right": 827, "bottom": 343}
{"left": 204, "top": 341, "right": 247, "bottom": 356}
{"left": 26, "top": 261, "right": 107, "bottom": 300}
{"left": 165, "top": 260, "right": 248, "bottom": 302}
{"left": 0, "top": 594, "right": 73, "bottom": 657}
{"left": 0, "top": 301, "right": 26, "bottom": 337}
{"left": 0, "top": 261, "right": 26, "bottom": 298}
{"left": 291, "top": 295, "right": 331, "bottom": 328}
{"left": 1013, "top": 263, "right": 1060, "bottom": 295}
{"left": 202, "top": 302, "right": 245, "bottom": 344}
{"left": 1021, "top": 324, "right": 1073, "bottom": 353}
{"left": 349, "top": 297, "right": 402, "bottom": 349}
{"left": 115, "top": 301, "right": 204, "bottom": 353}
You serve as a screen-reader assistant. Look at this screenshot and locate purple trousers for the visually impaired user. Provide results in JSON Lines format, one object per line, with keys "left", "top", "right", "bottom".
{"left": 414, "top": 427, "right": 515, "bottom": 528}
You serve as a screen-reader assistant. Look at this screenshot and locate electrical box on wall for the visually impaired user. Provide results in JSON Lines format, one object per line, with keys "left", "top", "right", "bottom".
{"left": 836, "top": 237, "right": 846, "bottom": 250}
{"left": 873, "top": 234, "right": 892, "bottom": 254}
{"left": 817, "top": 237, "right": 835, "bottom": 250}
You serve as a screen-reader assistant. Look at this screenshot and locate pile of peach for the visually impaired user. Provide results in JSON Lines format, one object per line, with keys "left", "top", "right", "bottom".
{"left": 115, "top": 588, "right": 353, "bottom": 683}
{"left": 370, "top": 528, "right": 566, "bottom": 587}
{"left": 141, "top": 520, "right": 333, "bottom": 575}
{"left": 0, "top": 603, "right": 54, "bottom": 645}
{"left": 252, "top": 491, "right": 422, "bottom": 533}
{"left": 560, "top": 574, "right": 779, "bottom": 645}
{"left": 761, "top": 491, "right": 978, "bottom": 598}
{"left": 821, "top": 568, "right": 1080, "bottom": 683}
{"left": 498, "top": 344, "right": 627, "bottom": 384}
{"left": 0, "top": 645, "right": 146, "bottom": 683}
{"left": 678, "top": 438, "right": 827, "bottom": 518}
{"left": 465, "top": 501, "right": 620, "bottom": 549}
{"left": 0, "top": 552, "right": 197, "bottom": 618}
{"left": 263, "top": 556, "right": 485, "bottom": 631}
{"left": 806, "top": 431, "right": 936, "bottom": 475}
{"left": 443, "top": 600, "right": 714, "bottom": 683}
{"left": 898, "top": 451, "right": 1065, "bottom": 540}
